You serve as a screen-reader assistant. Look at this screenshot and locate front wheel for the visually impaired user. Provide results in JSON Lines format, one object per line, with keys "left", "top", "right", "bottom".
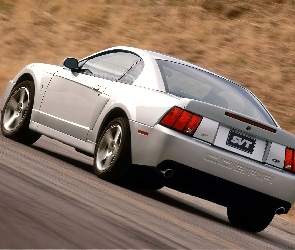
{"left": 1, "top": 80, "right": 40, "bottom": 145}
{"left": 227, "top": 206, "right": 275, "bottom": 232}
{"left": 93, "top": 117, "right": 131, "bottom": 181}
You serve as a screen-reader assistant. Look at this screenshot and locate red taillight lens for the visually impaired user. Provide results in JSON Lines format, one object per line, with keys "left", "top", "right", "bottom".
{"left": 284, "top": 148, "right": 295, "bottom": 173}
{"left": 160, "top": 107, "right": 203, "bottom": 135}
{"left": 184, "top": 115, "right": 203, "bottom": 135}
{"left": 160, "top": 107, "right": 183, "bottom": 127}
{"left": 173, "top": 111, "right": 192, "bottom": 131}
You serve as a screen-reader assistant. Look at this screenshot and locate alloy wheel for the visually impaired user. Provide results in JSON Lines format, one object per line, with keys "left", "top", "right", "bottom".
{"left": 3, "top": 87, "right": 30, "bottom": 132}
{"left": 95, "top": 124, "right": 122, "bottom": 171}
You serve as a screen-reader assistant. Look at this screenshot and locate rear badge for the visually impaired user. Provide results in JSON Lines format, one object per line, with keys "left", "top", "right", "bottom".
{"left": 272, "top": 159, "right": 280, "bottom": 163}
{"left": 226, "top": 130, "right": 256, "bottom": 154}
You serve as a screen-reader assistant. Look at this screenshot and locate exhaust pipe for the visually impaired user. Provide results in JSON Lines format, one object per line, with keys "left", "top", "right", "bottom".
{"left": 275, "top": 207, "right": 285, "bottom": 214}
{"left": 159, "top": 169, "right": 174, "bottom": 178}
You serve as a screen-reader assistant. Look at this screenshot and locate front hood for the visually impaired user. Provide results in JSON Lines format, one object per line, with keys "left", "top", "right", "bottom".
{"left": 185, "top": 100, "right": 295, "bottom": 149}
{"left": 11, "top": 63, "right": 62, "bottom": 83}
{"left": 27, "top": 63, "right": 62, "bottom": 75}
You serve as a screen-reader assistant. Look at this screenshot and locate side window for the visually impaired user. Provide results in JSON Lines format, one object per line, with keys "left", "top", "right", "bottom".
{"left": 81, "top": 51, "right": 140, "bottom": 80}
{"left": 119, "top": 60, "right": 144, "bottom": 84}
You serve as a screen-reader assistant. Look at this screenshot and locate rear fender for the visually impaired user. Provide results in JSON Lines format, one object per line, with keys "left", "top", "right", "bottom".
{"left": 87, "top": 96, "right": 136, "bottom": 143}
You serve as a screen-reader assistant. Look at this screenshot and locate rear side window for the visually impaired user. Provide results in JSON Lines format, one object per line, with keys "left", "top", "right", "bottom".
{"left": 81, "top": 51, "right": 140, "bottom": 81}
{"left": 157, "top": 59, "right": 276, "bottom": 126}
{"left": 119, "top": 60, "right": 144, "bottom": 84}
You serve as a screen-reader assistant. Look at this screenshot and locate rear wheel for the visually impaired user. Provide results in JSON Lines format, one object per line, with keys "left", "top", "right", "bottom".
{"left": 126, "top": 173, "right": 165, "bottom": 190}
{"left": 145, "top": 178, "right": 165, "bottom": 190}
{"left": 93, "top": 117, "right": 131, "bottom": 181}
{"left": 227, "top": 206, "right": 275, "bottom": 232}
{"left": 1, "top": 80, "right": 40, "bottom": 145}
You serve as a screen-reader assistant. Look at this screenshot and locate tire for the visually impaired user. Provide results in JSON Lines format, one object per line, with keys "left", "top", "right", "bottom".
{"left": 227, "top": 206, "right": 275, "bottom": 232}
{"left": 146, "top": 178, "right": 165, "bottom": 190}
{"left": 93, "top": 117, "right": 131, "bottom": 181}
{"left": 140, "top": 171, "right": 165, "bottom": 190}
{"left": 1, "top": 80, "right": 41, "bottom": 145}
{"left": 126, "top": 173, "right": 165, "bottom": 190}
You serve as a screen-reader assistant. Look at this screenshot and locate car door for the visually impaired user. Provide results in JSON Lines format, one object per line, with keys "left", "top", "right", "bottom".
{"left": 37, "top": 51, "right": 141, "bottom": 141}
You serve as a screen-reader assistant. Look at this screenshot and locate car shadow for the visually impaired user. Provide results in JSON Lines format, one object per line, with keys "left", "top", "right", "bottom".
{"left": 30, "top": 143, "right": 230, "bottom": 228}
{"left": 29, "top": 144, "right": 94, "bottom": 174}
{"left": 135, "top": 188, "right": 229, "bottom": 226}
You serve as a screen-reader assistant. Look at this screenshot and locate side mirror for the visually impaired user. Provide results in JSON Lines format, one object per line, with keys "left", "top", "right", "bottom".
{"left": 63, "top": 57, "right": 78, "bottom": 70}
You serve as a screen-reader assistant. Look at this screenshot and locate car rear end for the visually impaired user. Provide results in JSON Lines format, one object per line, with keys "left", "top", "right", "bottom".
{"left": 131, "top": 56, "right": 295, "bottom": 231}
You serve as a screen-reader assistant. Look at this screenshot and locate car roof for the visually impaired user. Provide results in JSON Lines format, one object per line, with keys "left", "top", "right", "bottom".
{"left": 109, "top": 46, "right": 213, "bottom": 70}
{"left": 87, "top": 46, "right": 228, "bottom": 81}
{"left": 107, "top": 46, "right": 203, "bottom": 69}
{"left": 108, "top": 46, "right": 239, "bottom": 85}
{"left": 85, "top": 45, "right": 248, "bottom": 92}
{"left": 82, "top": 46, "right": 278, "bottom": 127}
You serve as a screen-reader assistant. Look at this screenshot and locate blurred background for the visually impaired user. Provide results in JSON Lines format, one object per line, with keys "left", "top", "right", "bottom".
{"left": 0, "top": 0, "right": 295, "bottom": 220}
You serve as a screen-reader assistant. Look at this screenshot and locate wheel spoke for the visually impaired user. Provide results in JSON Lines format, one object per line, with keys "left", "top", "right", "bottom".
{"left": 104, "top": 129, "right": 114, "bottom": 142}
{"left": 97, "top": 152, "right": 112, "bottom": 171}
{"left": 97, "top": 147, "right": 108, "bottom": 162}
{"left": 6, "top": 98, "right": 18, "bottom": 110}
{"left": 5, "top": 114, "right": 17, "bottom": 129}
{"left": 19, "top": 88, "right": 27, "bottom": 104}
{"left": 14, "top": 115, "right": 23, "bottom": 127}
{"left": 104, "top": 155, "right": 113, "bottom": 168}
{"left": 112, "top": 143, "right": 120, "bottom": 156}
{"left": 22, "top": 99, "right": 29, "bottom": 111}
{"left": 113, "top": 126, "right": 122, "bottom": 144}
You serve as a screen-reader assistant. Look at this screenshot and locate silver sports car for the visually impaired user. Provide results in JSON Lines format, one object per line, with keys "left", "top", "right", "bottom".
{"left": 1, "top": 46, "right": 295, "bottom": 232}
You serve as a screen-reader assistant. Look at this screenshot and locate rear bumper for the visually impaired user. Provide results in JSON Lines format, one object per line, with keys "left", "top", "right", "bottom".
{"left": 157, "top": 160, "right": 291, "bottom": 213}
{"left": 130, "top": 121, "right": 295, "bottom": 206}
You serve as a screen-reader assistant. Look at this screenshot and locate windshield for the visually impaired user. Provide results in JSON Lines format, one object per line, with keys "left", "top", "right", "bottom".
{"left": 157, "top": 60, "right": 276, "bottom": 126}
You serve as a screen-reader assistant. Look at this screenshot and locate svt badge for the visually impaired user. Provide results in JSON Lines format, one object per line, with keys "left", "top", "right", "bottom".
{"left": 226, "top": 130, "right": 256, "bottom": 154}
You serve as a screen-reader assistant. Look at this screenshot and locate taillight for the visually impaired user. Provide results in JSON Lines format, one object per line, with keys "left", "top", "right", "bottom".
{"left": 160, "top": 107, "right": 202, "bottom": 135}
{"left": 284, "top": 148, "right": 295, "bottom": 173}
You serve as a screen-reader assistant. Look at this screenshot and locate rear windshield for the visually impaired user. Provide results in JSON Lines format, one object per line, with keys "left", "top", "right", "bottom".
{"left": 157, "top": 60, "right": 276, "bottom": 126}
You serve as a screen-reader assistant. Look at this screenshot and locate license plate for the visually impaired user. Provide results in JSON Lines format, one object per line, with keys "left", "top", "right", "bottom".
{"left": 226, "top": 130, "right": 256, "bottom": 154}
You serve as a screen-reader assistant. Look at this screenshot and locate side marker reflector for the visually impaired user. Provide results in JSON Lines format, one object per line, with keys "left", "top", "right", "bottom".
{"left": 138, "top": 130, "right": 149, "bottom": 136}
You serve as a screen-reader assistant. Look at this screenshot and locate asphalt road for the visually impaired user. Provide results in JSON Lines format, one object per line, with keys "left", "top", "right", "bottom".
{"left": 0, "top": 133, "right": 295, "bottom": 249}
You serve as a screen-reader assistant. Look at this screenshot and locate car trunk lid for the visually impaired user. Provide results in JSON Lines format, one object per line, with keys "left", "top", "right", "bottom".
{"left": 185, "top": 100, "right": 295, "bottom": 166}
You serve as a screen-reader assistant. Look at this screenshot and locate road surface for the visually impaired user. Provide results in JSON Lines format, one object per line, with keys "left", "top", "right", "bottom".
{"left": 0, "top": 133, "right": 294, "bottom": 248}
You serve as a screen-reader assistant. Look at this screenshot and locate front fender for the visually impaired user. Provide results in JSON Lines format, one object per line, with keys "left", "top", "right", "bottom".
{"left": 0, "top": 63, "right": 61, "bottom": 118}
{"left": 22, "top": 64, "right": 61, "bottom": 111}
{"left": 0, "top": 80, "right": 15, "bottom": 112}
{"left": 0, "top": 65, "right": 39, "bottom": 112}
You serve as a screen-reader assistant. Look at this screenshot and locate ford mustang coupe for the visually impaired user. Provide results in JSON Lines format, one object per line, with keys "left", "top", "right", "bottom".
{"left": 1, "top": 46, "right": 295, "bottom": 232}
